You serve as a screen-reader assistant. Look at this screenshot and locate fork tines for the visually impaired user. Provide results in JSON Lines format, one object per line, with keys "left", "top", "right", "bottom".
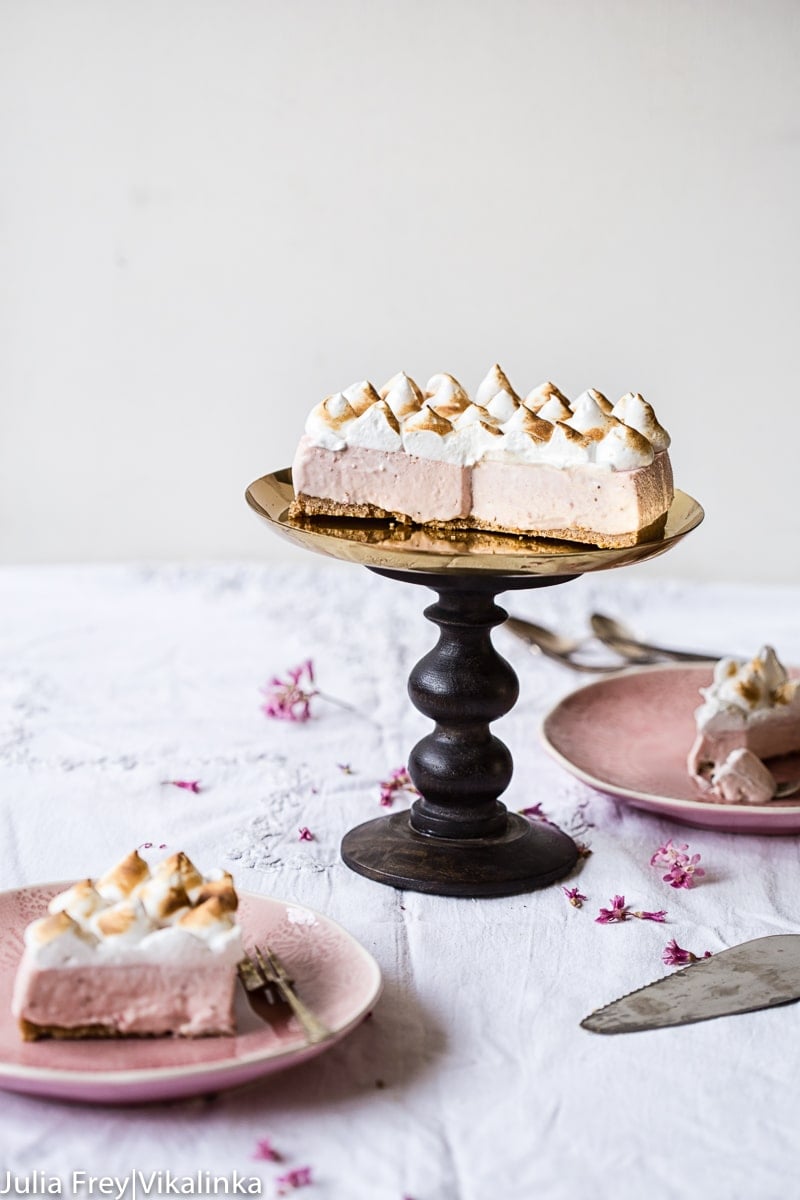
{"left": 245, "top": 943, "right": 330, "bottom": 1045}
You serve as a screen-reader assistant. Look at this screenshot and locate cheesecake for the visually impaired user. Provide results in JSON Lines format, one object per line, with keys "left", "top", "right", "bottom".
{"left": 689, "top": 647, "right": 800, "bottom": 803}
{"left": 12, "top": 850, "right": 242, "bottom": 1040}
{"left": 290, "top": 366, "right": 674, "bottom": 549}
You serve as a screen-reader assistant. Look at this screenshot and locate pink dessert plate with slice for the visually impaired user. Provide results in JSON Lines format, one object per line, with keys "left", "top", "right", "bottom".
{"left": 540, "top": 662, "right": 800, "bottom": 835}
{"left": 0, "top": 885, "right": 382, "bottom": 1105}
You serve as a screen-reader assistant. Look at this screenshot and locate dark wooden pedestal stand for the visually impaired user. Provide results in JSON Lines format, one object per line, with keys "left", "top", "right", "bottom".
{"left": 340, "top": 569, "right": 581, "bottom": 897}
{"left": 246, "top": 470, "right": 703, "bottom": 899}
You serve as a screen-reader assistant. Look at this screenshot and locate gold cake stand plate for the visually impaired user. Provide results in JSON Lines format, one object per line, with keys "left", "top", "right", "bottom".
{"left": 246, "top": 470, "right": 704, "bottom": 898}
{"left": 246, "top": 470, "right": 704, "bottom": 576}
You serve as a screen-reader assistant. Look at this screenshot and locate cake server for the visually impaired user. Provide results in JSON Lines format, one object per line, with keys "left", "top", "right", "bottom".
{"left": 581, "top": 934, "right": 800, "bottom": 1034}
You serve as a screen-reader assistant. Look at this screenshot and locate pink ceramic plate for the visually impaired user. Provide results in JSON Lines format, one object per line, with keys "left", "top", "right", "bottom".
{"left": 541, "top": 663, "right": 800, "bottom": 835}
{"left": 0, "top": 885, "right": 382, "bottom": 1105}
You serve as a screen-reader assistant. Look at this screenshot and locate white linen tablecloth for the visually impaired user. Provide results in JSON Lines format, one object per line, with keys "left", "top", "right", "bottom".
{"left": 1, "top": 563, "right": 799, "bottom": 1199}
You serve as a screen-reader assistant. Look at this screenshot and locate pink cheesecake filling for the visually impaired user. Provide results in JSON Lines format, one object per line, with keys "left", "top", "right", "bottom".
{"left": 688, "top": 708, "right": 800, "bottom": 783}
{"left": 292, "top": 436, "right": 673, "bottom": 536}
{"left": 12, "top": 961, "right": 236, "bottom": 1037}
{"left": 292, "top": 436, "right": 469, "bottom": 522}
{"left": 471, "top": 452, "right": 673, "bottom": 535}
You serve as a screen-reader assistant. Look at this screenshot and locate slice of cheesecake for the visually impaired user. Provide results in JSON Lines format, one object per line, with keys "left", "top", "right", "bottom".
{"left": 290, "top": 366, "right": 674, "bottom": 549}
{"left": 12, "top": 850, "right": 242, "bottom": 1040}
{"left": 688, "top": 647, "right": 800, "bottom": 797}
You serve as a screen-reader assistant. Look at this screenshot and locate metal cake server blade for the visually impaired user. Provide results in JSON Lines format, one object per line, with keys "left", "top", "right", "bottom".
{"left": 582, "top": 934, "right": 800, "bottom": 1034}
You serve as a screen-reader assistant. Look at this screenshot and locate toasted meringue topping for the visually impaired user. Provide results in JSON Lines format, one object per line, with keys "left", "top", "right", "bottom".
{"left": 379, "top": 372, "right": 423, "bottom": 419}
{"left": 424, "top": 374, "right": 469, "bottom": 414}
{"left": 612, "top": 392, "right": 671, "bottom": 452}
{"left": 403, "top": 407, "right": 453, "bottom": 436}
{"left": 536, "top": 394, "right": 573, "bottom": 423}
{"left": 139, "top": 878, "right": 192, "bottom": 921}
{"left": 323, "top": 392, "right": 356, "bottom": 422}
{"left": 94, "top": 899, "right": 150, "bottom": 940}
{"left": 347, "top": 399, "right": 402, "bottom": 452}
{"left": 21, "top": 850, "right": 242, "bottom": 967}
{"left": 342, "top": 380, "right": 380, "bottom": 416}
{"left": 485, "top": 389, "right": 519, "bottom": 424}
{"left": 697, "top": 646, "right": 798, "bottom": 726}
{"left": 588, "top": 388, "right": 614, "bottom": 414}
{"left": 594, "top": 420, "right": 655, "bottom": 469}
{"left": 501, "top": 406, "right": 555, "bottom": 443}
{"left": 475, "top": 364, "right": 519, "bottom": 409}
{"left": 453, "top": 403, "right": 493, "bottom": 430}
{"left": 545, "top": 423, "right": 593, "bottom": 467}
{"left": 304, "top": 393, "right": 357, "bottom": 452}
{"left": 524, "top": 382, "right": 570, "bottom": 414}
{"left": 195, "top": 879, "right": 238, "bottom": 911}
{"left": 301, "top": 371, "right": 670, "bottom": 471}
{"left": 48, "top": 879, "right": 107, "bottom": 925}
{"left": 29, "top": 911, "right": 81, "bottom": 947}
{"left": 178, "top": 896, "right": 234, "bottom": 934}
{"left": 158, "top": 852, "right": 203, "bottom": 896}
{"left": 96, "top": 851, "right": 150, "bottom": 902}
{"left": 566, "top": 391, "right": 616, "bottom": 439}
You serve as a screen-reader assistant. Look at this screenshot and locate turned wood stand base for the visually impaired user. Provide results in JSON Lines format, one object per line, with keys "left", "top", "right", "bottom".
{"left": 341, "top": 569, "right": 581, "bottom": 898}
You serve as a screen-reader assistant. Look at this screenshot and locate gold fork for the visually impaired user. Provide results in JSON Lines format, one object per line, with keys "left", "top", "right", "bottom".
{"left": 238, "top": 945, "right": 330, "bottom": 1045}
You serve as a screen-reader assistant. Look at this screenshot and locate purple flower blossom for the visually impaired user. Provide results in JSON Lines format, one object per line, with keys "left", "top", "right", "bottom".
{"left": 650, "top": 839, "right": 706, "bottom": 889}
{"left": 337, "top": 763, "right": 354, "bottom": 774}
{"left": 633, "top": 909, "right": 668, "bottom": 923}
{"left": 252, "top": 1137, "right": 281, "bottom": 1162}
{"left": 596, "top": 895, "right": 630, "bottom": 923}
{"left": 563, "top": 886, "right": 587, "bottom": 908}
{"left": 662, "top": 939, "right": 712, "bottom": 967}
{"left": 379, "top": 766, "right": 418, "bottom": 808}
{"left": 650, "top": 838, "right": 687, "bottom": 868}
{"left": 162, "top": 780, "right": 202, "bottom": 794}
{"left": 276, "top": 1167, "right": 312, "bottom": 1193}
{"left": 298, "top": 827, "right": 314, "bottom": 842}
{"left": 261, "top": 661, "right": 318, "bottom": 723}
{"left": 662, "top": 854, "right": 706, "bottom": 890}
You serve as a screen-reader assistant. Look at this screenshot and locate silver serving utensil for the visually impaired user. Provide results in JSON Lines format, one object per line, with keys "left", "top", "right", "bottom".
{"left": 589, "top": 612, "right": 717, "bottom": 663}
{"left": 504, "top": 616, "right": 655, "bottom": 674}
{"left": 582, "top": 934, "right": 800, "bottom": 1034}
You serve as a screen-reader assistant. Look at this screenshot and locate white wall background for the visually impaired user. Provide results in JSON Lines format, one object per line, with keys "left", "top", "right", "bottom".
{"left": 1, "top": 0, "right": 798, "bottom": 580}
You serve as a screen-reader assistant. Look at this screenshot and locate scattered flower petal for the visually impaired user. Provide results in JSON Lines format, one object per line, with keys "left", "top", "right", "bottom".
{"left": 379, "top": 766, "right": 419, "bottom": 808}
{"left": 276, "top": 1167, "right": 312, "bottom": 1193}
{"left": 298, "top": 827, "right": 314, "bottom": 842}
{"left": 262, "top": 661, "right": 317, "bottom": 723}
{"left": 520, "top": 803, "right": 548, "bottom": 821}
{"left": 253, "top": 1137, "right": 281, "bottom": 1162}
{"left": 575, "top": 842, "right": 592, "bottom": 859}
{"left": 662, "top": 938, "right": 712, "bottom": 967}
{"left": 596, "top": 895, "right": 630, "bottom": 924}
{"left": 162, "top": 780, "right": 202, "bottom": 793}
{"left": 337, "top": 763, "right": 354, "bottom": 774}
{"left": 563, "top": 886, "right": 587, "bottom": 908}
{"left": 137, "top": 842, "right": 168, "bottom": 851}
{"left": 597, "top": 896, "right": 668, "bottom": 924}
